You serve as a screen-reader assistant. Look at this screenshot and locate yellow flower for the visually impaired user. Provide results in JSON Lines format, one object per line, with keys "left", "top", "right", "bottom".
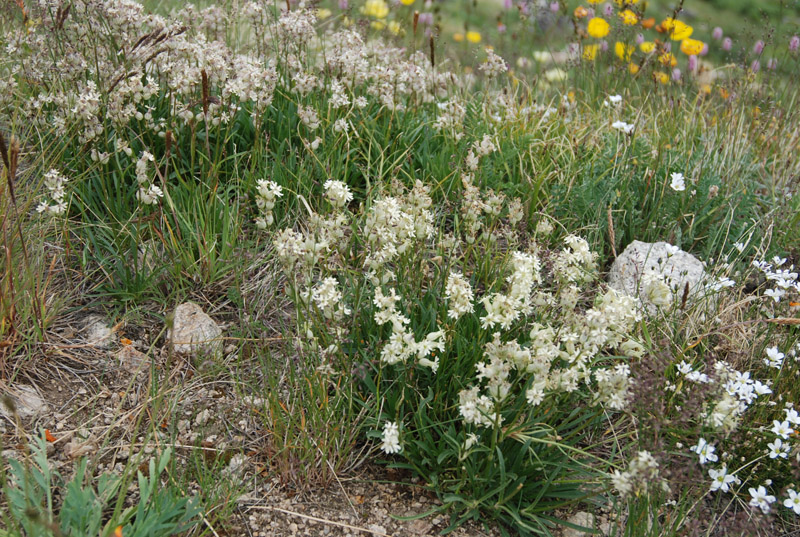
{"left": 388, "top": 21, "right": 402, "bottom": 34}
{"left": 371, "top": 20, "right": 386, "bottom": 30}
{"left": 614, "top": 0, "right": 638, "bottom": 4}
{"left": 400, "top": 0, "right": 415, "bottom": 4}
{"left": 680, "top": 38, "right": 704, "bottom": 55}
{"left": 661, "top": 18, "right": 693, "bottom": 41}
{"left": 658, "top": 52, "right": 677, "bottom": 67}
{"left": 466, "top": 31, "right": 481, "bottom": 43}
{"left": 700, "top": 84, "right": 712, "bottom": 95}
{"left": 628, "top": 62, "right": 640, "bottom": 74}
{"left": 587, "top": 17, "right": 610, "bottom": 38}
{"left": 453, "top": 32, "right": 464, "bottom": 42}
{"left": 639, "top": 41, "right": 655, "bottom": 53}
{"left": 615, "top": 42, "right": 635, "bottom": 61}
{"left": 316, "top": 8, "right": 332, "bottom": 18}
{"left": 654, "top": 71, "right": 670, "bottom": 84}
{"left": 361, "top": 0, "right": 389, "bottom": 19}
{"left": 619, "top": 9, "right": 638, "bottom": 25}
{"left": 583, "top": 44, "right": 599, "bottom": 61}
{"left": 587, "top": 0, "right": 602, "bottom": 4}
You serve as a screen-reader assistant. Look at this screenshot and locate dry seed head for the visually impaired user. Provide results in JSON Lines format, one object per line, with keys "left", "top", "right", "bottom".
{"left": 0, "top": 132, "right": 8, "bottom": 178}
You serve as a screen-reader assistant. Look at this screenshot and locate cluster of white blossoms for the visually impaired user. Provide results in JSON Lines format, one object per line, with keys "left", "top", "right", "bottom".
{"left": 36, "top": 169, "right": 70, "bottom": 215}
{"left": 134, "top": 151, "right": 163, "bottom": 206}
{"left": 674, "top": 351, "right": 800, "bottom": 517}
{"left": 445, "top": 272, "right": 475, "bottom": 320}
{"left": 553, "top": 235, "right": 598, "bottom": 284}
{"left": 610, "top": 451, "right": 665, "bottom": 498}
{"left": 254, "top": 179, "right": 283, "bottom": 229}
{"left": 479, "top": 49, "right": 508, "bottom": 79}
{"left": 274, "top": 227, "right": 329, "bottom": 272}
{"left": 593, "top": 364, "right": 633, "bottom": 410}
{"left": 223, "top": 54, "right": 278, "bottom": 115}
{"left": 373, "top": 287, "right": 444, "bottom": 371}
{"left": 458, "top": 386, "right": 500, "bottom": 428}
{"left": 381, "top": 421, "right": 401, "bottom": 454}
{"left": 362, "top": 182, "right": 434, "bottom": 274}
{"left": 297, "top": 105, "right": 320, "bottom": 130}
{"left": 323, "top": 180, "right": 353, "bottom": 210}
{"left": 753, "top": 256, "right": 800, "bottom": 303}
{"left": 307, "top": 277, "right": 350, "bottom": 321}
{"left": 16, "top": 0, "right": 484, "bottom": 217}
{"left": 481, "top": 251, "right": 541, "bottom": 330}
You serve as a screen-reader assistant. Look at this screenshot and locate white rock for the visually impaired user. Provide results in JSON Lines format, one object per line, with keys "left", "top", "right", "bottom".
{"left": 608, "top": 241, "right": 706, "bottom": 311}
{"left": 562, "top": 511, "right": 595, "bottom": 537}
{"left": 1, "top": 384, "right": 48, "bottom": 419}
{"left": 168, "top": 302, "right": 222, "bottom": 357}
{"left": 84, "top": 315, "right": 113, "bottom": 348}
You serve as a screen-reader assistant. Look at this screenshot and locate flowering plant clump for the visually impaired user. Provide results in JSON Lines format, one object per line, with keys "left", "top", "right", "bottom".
{"left": 3, "top": 0, "right": 800, "bottom": 534}
{"left": 271, "top": 143, "right": 650, "bottom": 529}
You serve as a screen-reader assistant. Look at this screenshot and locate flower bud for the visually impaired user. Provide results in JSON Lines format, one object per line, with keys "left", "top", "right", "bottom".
{"left": 722, "top": 37, "right": 732, "bottom": 51}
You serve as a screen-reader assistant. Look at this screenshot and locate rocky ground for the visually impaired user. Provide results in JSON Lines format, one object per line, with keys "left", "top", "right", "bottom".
{"left": 1, "top": 300, "right": 620, "bottom": 537}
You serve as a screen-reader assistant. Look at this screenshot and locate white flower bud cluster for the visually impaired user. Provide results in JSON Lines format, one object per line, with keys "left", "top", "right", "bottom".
{"left": 433, "top": 99, "right": 466, "bottom": 133}
{"left": 362, "top": 190, "right": 433, "bottom": 272}
{"left": 36, "top": 169, "right": 70, "bottom": 215}
{"left": 479, "top": 49, "right": 508, "bottom": 79}
{"left": 553, "top": 235, "right": 598, "bottom": 283}
{"left": 297, "top": 105, "right": 320, "bottom": 130}
{"left": 274, "top": 228, "right": 328, "bottom": 271}
{"left": 292, "top": 71, "right": 319, "bottom": 97}
{"left": 309, "top": 277, "right": 351, "bottom": 321}
{"left": 480, "top": 250, "right": 541, "bottom": 330}
{"left": 610, "top": 451, "right": 664, "bottom": 499}
{"left": 254, "top": 180, "right": 283, "bottom": 229}
{"left": 323, "top": 180, "right": 353, "bottom": 210}
{"left": 224, "top": 55, "right": 278, "bottom": 113}
{"left": 134, "top": 151, "right": 163, "bottom": 205}
{"left": 445, "top": 272, "right": 475, "bottom": 320}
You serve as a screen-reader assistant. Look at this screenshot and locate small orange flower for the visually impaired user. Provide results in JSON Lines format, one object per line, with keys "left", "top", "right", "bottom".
{"left": 114, "top": 526, "right": 124, "bottom": 537}
{"left": 45, "top": 429, "right": 57, "bottom": 442}
{"left": 574, "top": 6, "right": 589, "bottom": 18}
{"left": 641, "top": 17, "right": 655, "bottom": 29}
{"left": 120, "top": 337, "right": 133, "bottom": 346}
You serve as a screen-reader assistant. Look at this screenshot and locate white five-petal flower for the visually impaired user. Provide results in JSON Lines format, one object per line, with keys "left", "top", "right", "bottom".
{"left": 785, "top": 489, "right": 800, "bottom": 515}
{"left": 708, "top": 466, "right": 736, "bottom": 492}
{"left": 669, "top": 172, "right": 686, "bottom": 192}
{"left": 690, "top": 438, "right": 718, "bottom": 465}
